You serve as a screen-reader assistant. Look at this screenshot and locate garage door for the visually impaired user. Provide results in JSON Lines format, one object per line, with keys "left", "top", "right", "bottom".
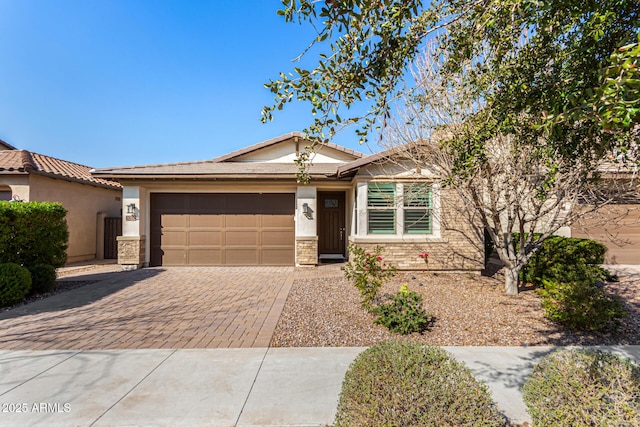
{"left": 150, "top": 193, "right": 295, "bottom": 266}
{"left": 572, "top": 204, "right": 640, "bottom": 264}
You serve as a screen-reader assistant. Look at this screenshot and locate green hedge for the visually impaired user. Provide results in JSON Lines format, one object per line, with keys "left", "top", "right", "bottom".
{"left": 28, "top": 264, "right": 57, "bottom": 294}
{"left": 0, "top": 202, "right": 68, "bottom": 268}
{"left": 0, "top": 263, "right": 32, "bottom": 307}
{"left": 520, "top": 235, "right": 609, "bottom": 285}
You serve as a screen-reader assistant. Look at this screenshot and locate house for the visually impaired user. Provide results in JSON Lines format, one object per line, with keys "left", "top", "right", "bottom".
{"left": 570, "top": 164, "right": 640, "bottom": 264}
{"left": 0, "top": 138, "right": 16, "bottom": 151}
{"left": 91, "top": 132, "right": 484, "bottom": 271}
{"left": 0, "top": 146, "right": 122, "bottom": 263}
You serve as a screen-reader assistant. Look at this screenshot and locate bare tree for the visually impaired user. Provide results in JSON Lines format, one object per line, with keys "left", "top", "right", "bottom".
{"left": 380, "top": 45, "right": 637, "bottom": 295}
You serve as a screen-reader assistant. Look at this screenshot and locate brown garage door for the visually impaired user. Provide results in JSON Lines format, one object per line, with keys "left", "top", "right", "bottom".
{"left": 150, "top": 193, "right": 295, "bottom": 266}
{"left": 572, "top": 204, "right": 640, "bottom": 264}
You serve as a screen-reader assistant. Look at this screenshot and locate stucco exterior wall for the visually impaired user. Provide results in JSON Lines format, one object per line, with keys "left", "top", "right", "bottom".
{"left": 231, "top": 139, "right": 359, "bottom": 163}
{"left": 28, "top": 174, "right": 121, "bottom": 263}
{"left": 0, "top": 175, "right": 30, "bottom": 201}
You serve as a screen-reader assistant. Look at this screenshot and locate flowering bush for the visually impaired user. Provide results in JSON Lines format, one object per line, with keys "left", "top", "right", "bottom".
{"left": 418, "top": 252, "right": 429, "bottom": 264}
{"left": 342, "top": 244, "right": 397, "bottom": 310}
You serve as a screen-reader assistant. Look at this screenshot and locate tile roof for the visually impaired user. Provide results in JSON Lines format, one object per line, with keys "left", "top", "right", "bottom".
{"left": 92, "top": 160, "right": 342, "bottom": 179}
{"left": 0, "top": 150, "right": 121, "bottom": 189}
{"left": 92, "top": 133, "right": 370, "bottom": 180}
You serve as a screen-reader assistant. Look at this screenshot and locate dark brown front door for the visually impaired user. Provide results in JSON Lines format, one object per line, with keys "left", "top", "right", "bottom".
{"left": 318, "top": 192, "right": 346, "bottom": 257}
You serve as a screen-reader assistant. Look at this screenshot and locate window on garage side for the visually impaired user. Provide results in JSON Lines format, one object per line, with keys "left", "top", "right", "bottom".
{"left": 0, "top": 185, "right": 12, "bottom": 201}
{"left": 403, "top": 183, "right": 432, "bottom": 234}
{"left": 367, "top": 183, "right": 396, "bottom": 234}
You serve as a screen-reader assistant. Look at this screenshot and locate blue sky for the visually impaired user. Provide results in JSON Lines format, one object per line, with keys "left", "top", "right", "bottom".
{"left": 0, "top": 0, "right": 373, "bottom": 168}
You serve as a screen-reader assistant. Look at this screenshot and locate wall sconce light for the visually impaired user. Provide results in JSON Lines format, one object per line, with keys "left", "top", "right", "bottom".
{"left": 126, "top": 203, "right": 137, "bottom": 220}
{"left": 302, "top": 202, "right": 313, "bottom": 219}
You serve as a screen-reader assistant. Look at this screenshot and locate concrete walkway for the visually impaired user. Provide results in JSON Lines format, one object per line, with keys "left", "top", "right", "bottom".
{"left": 1, "top": 346, "right": 639, "bottom": 426}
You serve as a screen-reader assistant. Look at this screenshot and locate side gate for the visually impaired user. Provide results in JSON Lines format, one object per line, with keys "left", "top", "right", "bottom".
{"left": 104, "top": 217, "right": 122, "bottom": 259}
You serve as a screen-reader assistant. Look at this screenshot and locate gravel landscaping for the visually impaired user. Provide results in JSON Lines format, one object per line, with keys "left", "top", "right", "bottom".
{"left": 271, "top": 267, "right": 640, "bottom": 347}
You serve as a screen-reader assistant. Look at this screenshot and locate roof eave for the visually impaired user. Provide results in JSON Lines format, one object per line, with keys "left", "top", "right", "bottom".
{"left": 94, "top": 173, "right": 348, "bottom": 181}
{"left": 30, "top": 169, "right": 122, "bottom": 190}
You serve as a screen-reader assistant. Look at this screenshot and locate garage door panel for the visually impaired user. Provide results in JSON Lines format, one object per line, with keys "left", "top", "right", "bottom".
{"left": 162, "top": 249, "right": 187, "bottom": 266}
{"left": 151, "top": 193, "right": 294, "bottom": 266}
{"left": 225, "top": 249, "right": 259, "bottom": 265}
{"left": 262, "top": 230, "right": 295, "bottom": 246}
{"left": 162, "top": 231, "right": 187, "bottom": 246}
{"left": 226, "top": 215, "right": 259, "bottom": 227}
{"left": 189, "top": 249, "right": 222, "bottom": 265}
{"left": 262, "top": 214, "right": 294, "bottom": 228}
{"left": 189, "top": 214, "right": 222, "bottom": 227}
{"left": 189, "top": 231, "right": 222, "bottom": 246}
{"left": 161, "top": 214, "right": 188, "bottom": 227}
{"left": 262, "top": 249, "right": 295, "bottom": 265}
{"left": 226, "top": 230, "right": 259, "bottom": 246}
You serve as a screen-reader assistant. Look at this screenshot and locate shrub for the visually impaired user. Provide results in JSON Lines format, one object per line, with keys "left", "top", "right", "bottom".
{"left": 373, "top": 284, "right": 432, "bottom": 334}
{"left": 28, "top": 264, "right": 57, "bottom": 294}
{"left": 343, "top": 244, "right": 397, "bottom": 310}
{"left": 538, "top": 278, "right": 627, "bottom": 331}
{"left": 520, "top": 234, "right": 609, "bottom": 285}
{"left": 0, "top": 201, "right": 68, "bottom": 268}
{"left": 522, "top": 349, "right": 640, "bottom": 427}
{"left": 0, "top": 263, "right": 32, "bottom": 307}
{"left": 335, "top": 340, "right": 504, "bottom": 427}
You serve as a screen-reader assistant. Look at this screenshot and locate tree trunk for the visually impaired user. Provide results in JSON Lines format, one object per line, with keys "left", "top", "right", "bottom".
{"left": 504, "top": 266, "right": 519, "bottom": 295}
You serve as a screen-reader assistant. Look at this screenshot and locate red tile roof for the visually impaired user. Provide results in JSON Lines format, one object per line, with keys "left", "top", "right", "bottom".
{"left": 0, "top": 150, "right": 121, "bottom": 189}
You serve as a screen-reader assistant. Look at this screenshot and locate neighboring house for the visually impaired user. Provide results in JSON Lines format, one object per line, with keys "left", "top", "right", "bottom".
{"left": 92, "top": 132, "right": 484, "bottom": 271}
{"left": 570, "top": 165, "right": 640, "bottom": 264}
{"left": 0, "top": 138, "right": 16, "bottom": 151}
{"left": 0, "top": 147, "right": 122, "bottom": 263}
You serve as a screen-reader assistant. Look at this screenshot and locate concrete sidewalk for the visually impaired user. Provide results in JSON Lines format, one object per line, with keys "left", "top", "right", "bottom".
{"left": 1, "top": 346, "right": 639, "bottom": 427}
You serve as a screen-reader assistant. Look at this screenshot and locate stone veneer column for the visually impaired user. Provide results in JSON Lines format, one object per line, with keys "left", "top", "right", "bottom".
{"left": 295, "top": 236, "right": 318, "bottom": 266}
{"left": 295, "top": 186, "right": 318, "bottom": 266}
{"left": 117, "top": 235, "right": 146, "bottom": 270}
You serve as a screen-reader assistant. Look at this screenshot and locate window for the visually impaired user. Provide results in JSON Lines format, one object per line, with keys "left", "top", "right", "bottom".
{"left": 367, "top": 183, "right": 396, "bottom": 234}
{"left": 403, "top": 184, "right": 432, "bottom": 234}
{"left": 324, "top": 198, "right": 339, "bottom": 208}
{"left": 366, "top": 182, "right": 434, "bottom": 236}
{"left": 0, "top": 185, "right": 11, "bottom": 201}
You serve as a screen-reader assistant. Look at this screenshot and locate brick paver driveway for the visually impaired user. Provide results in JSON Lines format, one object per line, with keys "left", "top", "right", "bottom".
{"left": 0, "top": 267, "right": 294, "bottom": 350}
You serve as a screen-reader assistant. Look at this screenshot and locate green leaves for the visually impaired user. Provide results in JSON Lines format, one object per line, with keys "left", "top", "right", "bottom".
{"left": 342, "top": 243, "right": 397, "bottom": 310}
{"left": 0, "top": 201, "right": 69, "bottom": 268}
{"left": 265, "top": 0, "right": 437, "bottom": 147}
{"left": 372, "top": 285, "right": 432, "bottom": 335}
{"left": 268, "top": 0, "right": 639, "bottom": 182}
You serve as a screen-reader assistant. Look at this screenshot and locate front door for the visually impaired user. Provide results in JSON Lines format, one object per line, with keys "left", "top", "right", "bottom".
{"left": 318, "top": 192, "right": 346, "bottom": 258}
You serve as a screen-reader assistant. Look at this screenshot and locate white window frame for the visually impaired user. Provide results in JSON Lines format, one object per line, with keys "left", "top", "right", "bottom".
{"left": 353, "top": 181, "right": 441, "bottom": 239}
